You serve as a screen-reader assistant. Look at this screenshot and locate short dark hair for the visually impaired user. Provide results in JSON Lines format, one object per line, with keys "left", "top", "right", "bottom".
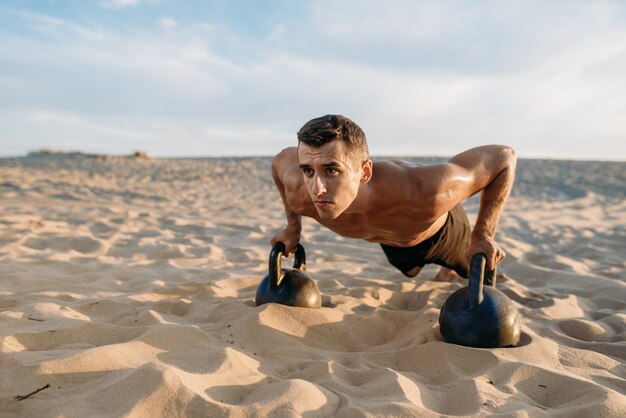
{"left": 297, "top": 114, "right": 369, "bottom": 161}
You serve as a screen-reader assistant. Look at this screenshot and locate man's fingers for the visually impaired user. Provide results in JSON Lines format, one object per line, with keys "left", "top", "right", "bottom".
{"left": 487, "top": 251, "right": 506, "bottom": 271}
{"left": 468, "top": 240, "right": 505, "bottom": 272}
{"left": 285, "top": 244, "right": 299, "bottom": 258}
{"left": 486, "top": 255, "right": 496, "bottom": 271}
{"left": 468, "top": 252, "right": 496, "bottom": 271}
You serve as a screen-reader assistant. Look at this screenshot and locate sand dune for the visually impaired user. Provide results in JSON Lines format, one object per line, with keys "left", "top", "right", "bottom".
{"left": 1, "top": 155, "right": 624, "bottom": 417}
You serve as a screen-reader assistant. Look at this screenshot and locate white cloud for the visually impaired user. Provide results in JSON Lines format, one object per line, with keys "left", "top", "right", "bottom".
{"left": 159, "top": 18, "right": 177, "bottom": 29}
{"left": 16, "top": 10, "right": 105, "bottom": 41}
{"left": 268, "top": 24, "right": 285, "bottom": 42}
{"left": 100, "top": 0, "right": 145, "bottom": 10}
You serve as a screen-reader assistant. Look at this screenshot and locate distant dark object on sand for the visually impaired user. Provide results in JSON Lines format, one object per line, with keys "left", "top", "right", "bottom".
{"left": 27, "top": 149, "right": 150, "bottom": 161}
{"left": 132, "top": 151, "right": 150, "bottom": 160}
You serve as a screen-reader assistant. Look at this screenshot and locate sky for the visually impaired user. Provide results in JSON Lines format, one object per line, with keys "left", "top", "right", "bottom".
{"left": 1, "top": 0, "right": 625, "bottom": 160}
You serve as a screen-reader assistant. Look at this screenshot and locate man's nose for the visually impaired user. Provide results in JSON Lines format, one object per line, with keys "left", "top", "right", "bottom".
{"left": 311, "top": 175, "right": 327, "bottom": 196}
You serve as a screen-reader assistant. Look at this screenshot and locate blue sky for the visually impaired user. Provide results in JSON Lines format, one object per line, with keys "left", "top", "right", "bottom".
{"left": 1, "top": 0, "right": 625, "bottom": 159}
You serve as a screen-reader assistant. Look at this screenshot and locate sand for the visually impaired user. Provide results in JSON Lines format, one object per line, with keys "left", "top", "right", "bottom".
{"left": 0, "top": 154, "right": 624, "bottom": 417}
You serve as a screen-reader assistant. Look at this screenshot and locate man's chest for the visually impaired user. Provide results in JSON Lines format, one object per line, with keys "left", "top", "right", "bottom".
{"left": 286, "top": 189, "right": 432, "bottom": 244}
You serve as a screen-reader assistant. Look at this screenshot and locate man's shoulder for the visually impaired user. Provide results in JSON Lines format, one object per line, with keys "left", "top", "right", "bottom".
{"left": 372, "top": 160, "right": 427, "bottom": 186}
{"left": 374, "top": 159, "right": 459, "bottom": 185}
{"left": 369, "top": 160, "right": 423, "bottom": 201}
{"left": 374, "top": 159, "right": 421, "bottom": 172}
{"left": 371, "top": 159, "right": 448, "bottom": 203}
{"left": 272, "top": 147, "right": 298, "bottom": 171}
{"left": 272, "top": 147, "right": 303, "bottom": 188}
{"left": 275, "top": 146, "right": 297, "bottom": 157}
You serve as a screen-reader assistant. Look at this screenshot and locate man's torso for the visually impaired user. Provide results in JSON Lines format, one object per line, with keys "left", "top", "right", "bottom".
{"left": 279, "top": 150, "right": 449, "bottom": 247}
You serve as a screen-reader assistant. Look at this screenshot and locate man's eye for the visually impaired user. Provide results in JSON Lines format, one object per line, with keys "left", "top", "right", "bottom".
{"left": 326, "top": 168, "right": 338, "bottom": 175}
{"left": 302, "top": 168, "right": 314, "bottom": 176}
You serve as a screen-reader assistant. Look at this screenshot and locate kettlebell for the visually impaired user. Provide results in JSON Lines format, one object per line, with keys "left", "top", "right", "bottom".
{"left": 439, "top": 253, "right": 521, "bottom": 348}
{"left": 255, "top": 242, "right": 322, "bottom": 308}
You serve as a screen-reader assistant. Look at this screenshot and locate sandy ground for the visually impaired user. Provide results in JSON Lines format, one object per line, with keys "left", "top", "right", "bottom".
{"left": 0, "top": 154, "right": 624, "bottom": 417}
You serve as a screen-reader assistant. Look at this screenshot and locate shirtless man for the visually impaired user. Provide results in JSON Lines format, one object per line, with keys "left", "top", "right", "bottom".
{"left": 271, "top": 114, "right": 516, "bottom": 280}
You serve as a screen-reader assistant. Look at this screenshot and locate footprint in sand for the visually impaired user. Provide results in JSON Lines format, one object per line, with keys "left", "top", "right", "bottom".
{"left": 6, "top": 323, "right": 145, "bottom": 351}
{"left": 558, "top": 318, "right": 615, "bottom": 342}
{"left": 223, "top": 247, "right": 255, "bottom": 263}
{"left": 89, "top": 222, "right": 116, "bottom": 237}
{"left": 508, "top": 364, "right": 609, "bottom": 410}
{"left": 22, "top": 236, "right": 103, "bottom": 254}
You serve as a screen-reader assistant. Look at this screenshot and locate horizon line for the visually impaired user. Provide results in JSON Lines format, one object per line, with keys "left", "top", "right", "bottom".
{"left": 1, "top": 150, "right": 625, "bottom": 163}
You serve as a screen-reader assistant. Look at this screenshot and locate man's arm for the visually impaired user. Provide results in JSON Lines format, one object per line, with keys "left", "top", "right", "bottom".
{"left": 426, "top": 145, "right": 517, "bottom": 270}
{"left": 270, "top": 147, "right": 302, "bottom": 256}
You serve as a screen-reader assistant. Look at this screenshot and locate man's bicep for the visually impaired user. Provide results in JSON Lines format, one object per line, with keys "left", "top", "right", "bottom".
{"left": 446, "top": 147, "right": 511, "bottom": 191}
{"left": 443, "top": 162, "right": 483, "bottom": 196}
{"left": 433, "top": 146, "right": 516, "bottom": 206}
{"left": 448, "top": 145, "right": 515, "bottom": 179}
{"left": 271, "top": 159, "right": 284, "bottom": 188}
{"left": 417, "top": 163, "right": 481, "bottom": 214}
{"left": 272, "top": 147, "right": 298, "bottom": 187}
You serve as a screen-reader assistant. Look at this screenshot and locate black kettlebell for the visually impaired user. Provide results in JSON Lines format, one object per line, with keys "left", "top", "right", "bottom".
{"left": 439, "top": 253, "right": 521, "bottom": 348}
{"left": 255, "top": 242, "right": 322, "bottom": 308}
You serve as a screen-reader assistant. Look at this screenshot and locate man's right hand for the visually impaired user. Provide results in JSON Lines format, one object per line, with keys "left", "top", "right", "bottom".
{"left": 270, "top": 227, "right": 301, "bottom": 257}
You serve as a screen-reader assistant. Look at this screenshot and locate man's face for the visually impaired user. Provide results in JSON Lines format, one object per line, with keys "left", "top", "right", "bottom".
{"left": 297, "top": 141, "right": 367, "bottom": 220}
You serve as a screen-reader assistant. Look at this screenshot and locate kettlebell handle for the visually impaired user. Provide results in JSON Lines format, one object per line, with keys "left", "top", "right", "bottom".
{"left": 468, "top": 253, "right": 497, "bottom": 309}
{"left": 269, "top": 242, "right": 306, "bottom": 291}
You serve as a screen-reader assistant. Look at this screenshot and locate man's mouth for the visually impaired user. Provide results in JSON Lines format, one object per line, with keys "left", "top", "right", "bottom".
{"left": 314, "top": 200, "right": 333, "bottom": 206}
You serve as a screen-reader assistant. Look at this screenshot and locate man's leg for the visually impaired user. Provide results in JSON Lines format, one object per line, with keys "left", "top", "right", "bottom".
{"left": 424, "top": 204, "right": 472, "bottom": 280}
{"left": 403, "top": 265, "right": 422, "bottom": 278}
{"left": 433, "top": 267, "right": 461, "bottom": 282}
{"left": 380, "top": 243, "right": 429, "bottom": 278}
{"left": 404, "top": 264, "right": 459, "bottom": 281}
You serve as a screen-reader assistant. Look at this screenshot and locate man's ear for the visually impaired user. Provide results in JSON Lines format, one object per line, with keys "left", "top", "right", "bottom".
{"left": 360, "top": 159, "right": 373, "bottom": 183}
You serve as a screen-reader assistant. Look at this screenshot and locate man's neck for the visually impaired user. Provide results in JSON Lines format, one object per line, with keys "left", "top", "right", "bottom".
{"left": 343, "top": 182, "right": 373, "bottom": 216}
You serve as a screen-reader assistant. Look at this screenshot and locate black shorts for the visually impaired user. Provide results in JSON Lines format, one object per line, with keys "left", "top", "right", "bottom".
{"left": 380, "top": 204, "right": 471, "bottom": 278}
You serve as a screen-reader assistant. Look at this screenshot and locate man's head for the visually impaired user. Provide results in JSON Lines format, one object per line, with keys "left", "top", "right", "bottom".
{"left": 296, "top": 115, "right": 373, "bottom": 220}
{"left": 297, "top": 114, "right": 369, "bottom": 164}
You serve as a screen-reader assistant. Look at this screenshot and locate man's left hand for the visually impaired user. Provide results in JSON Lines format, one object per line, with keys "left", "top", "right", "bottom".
{"left": 467, "top": 236, "right": 506, "bottom": 271}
